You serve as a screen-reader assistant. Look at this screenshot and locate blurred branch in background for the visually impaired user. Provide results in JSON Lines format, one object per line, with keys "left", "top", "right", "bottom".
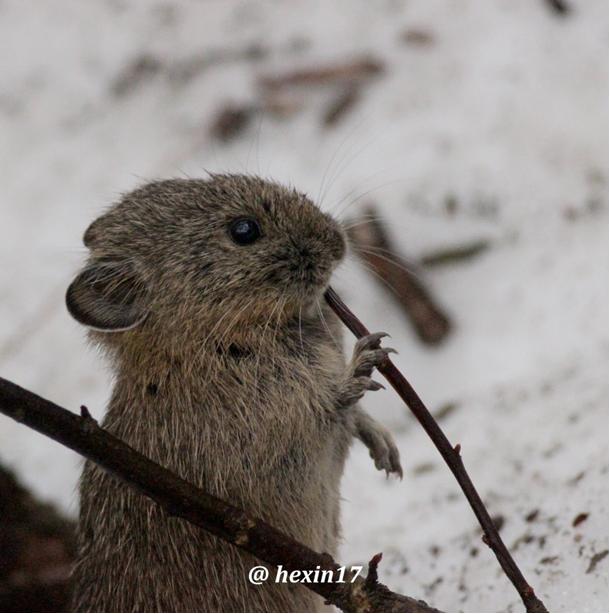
{"left": 347, "top": 206, "right": 452, "bottom": 345}
{"left": 258, "top": 56, "right": 384, "bottom": 92}
{"left": 210, "top": 55, "right": 386, "bottom": 141}
{"left": 419, "top": 240, "right": 491, "bottom": 268}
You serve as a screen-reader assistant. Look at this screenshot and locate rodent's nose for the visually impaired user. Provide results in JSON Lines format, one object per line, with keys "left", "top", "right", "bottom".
{"left": 298, "top": 246, "right": 311, "bottom": 260}
{"left": 295, "top": 244, "right": 316, "bottom": 272}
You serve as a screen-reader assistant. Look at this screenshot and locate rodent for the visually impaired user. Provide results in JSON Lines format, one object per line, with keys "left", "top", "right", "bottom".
{"left": 66, "top": 174, "right": 402, "bottom": 612}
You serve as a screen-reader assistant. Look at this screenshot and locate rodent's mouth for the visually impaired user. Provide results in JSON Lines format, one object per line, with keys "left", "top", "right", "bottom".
{"left": 289, "top": 268, "right": 334, "bottom": 307}
{"left": 261, "top": 235, "right": 343, "bottom": 309}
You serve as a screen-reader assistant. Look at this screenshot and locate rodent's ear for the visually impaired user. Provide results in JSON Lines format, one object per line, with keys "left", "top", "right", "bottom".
{"left": 66, "top": 260, "right": 149, "bottom": 332}
{"left": 83, "top": 218, "right": 102, "bottom": 249}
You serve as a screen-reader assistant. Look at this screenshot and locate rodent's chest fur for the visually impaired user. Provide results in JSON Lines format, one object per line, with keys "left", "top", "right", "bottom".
{"left": 76, "top": 316, "right": 349, "bottom": 611}
{"left": 99, "top": 312, "right": 351, "bottom": 540}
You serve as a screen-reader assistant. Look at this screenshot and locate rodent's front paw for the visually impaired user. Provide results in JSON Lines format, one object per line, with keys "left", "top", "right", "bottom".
{"left": 354, "top": 410, "right": 403, "bottom": 478}
{"left": 352, "top": 332, "right": 397, "bottom": 377}
{"left": 337, "top": 332, "right": 396, "bottom": 408}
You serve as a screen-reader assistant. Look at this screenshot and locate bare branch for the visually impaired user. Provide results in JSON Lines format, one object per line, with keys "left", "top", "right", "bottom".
{"left": 324, "top": 287, "right": 548, "bottom": 613}
{"left": 0, "top": 377, "right": 438, "bottom": 614}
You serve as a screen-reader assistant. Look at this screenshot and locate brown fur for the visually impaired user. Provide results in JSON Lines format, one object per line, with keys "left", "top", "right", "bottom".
{"left": 67, "top": 174, "right": 400, "bottom": 612}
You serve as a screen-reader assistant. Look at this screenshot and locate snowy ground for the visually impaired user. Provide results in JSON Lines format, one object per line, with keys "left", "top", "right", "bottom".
{"left": 0, "top": 1, "right": 607, "bottom": 612}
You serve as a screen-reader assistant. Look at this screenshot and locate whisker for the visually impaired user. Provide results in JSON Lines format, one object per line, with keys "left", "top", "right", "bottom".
{"left": 316, "top": 299, "right": 342, "bottom": 352}
{"left": 348, "top": 245, "right": 422, "bottom": 280}
{"left": 247, "top": 110, "right": 264, "bottom": 175}
{"left": 316, "top": 113, "right": 371, "bottom": 206}
{"left": 253, "top": 294, "right": 284, "bottom": 383}
{"left": 324, "top": 168, "right": 388, "bottom": 215}
{"left": 343, "top": 254, "right": 406, "bottom": 300}
{"left": 333, "top": 178, "right": 402, "bottom": 220}
{"left": 320, "top": 130, "right": 379, "bottom": 208}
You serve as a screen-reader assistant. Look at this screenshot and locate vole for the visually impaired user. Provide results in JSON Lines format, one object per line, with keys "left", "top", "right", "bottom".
{"left": 66, "top": 174, "right": 402, "bottom": 612}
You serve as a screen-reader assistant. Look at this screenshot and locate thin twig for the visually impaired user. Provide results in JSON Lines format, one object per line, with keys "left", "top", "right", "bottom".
{"left": 324, "top": 287, "right": 548, "bottom": 613}
{"left": 258, "top": 56, "right": 384, "bottom": 91}
{"left": 0, "top": 377, "right": 438, "bottom": 614}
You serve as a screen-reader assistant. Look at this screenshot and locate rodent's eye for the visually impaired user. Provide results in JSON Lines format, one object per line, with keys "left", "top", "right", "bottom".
{"left": 229, "top": 218, "right": 261, "bottom": 246}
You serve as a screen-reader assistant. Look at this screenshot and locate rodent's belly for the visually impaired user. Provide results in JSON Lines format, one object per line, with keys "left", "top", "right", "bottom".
{"left": 194, "top": 367, "right": 350, "bottom": 549}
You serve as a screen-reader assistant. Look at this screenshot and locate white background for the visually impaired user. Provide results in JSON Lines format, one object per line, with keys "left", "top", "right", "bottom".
{"left": 0, "top": 1, "right": 607, "bottom": 611}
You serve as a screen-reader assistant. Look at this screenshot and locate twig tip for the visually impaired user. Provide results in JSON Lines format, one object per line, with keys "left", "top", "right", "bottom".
{"left": 365, "top": 552, "right": 383, "bottom": 587}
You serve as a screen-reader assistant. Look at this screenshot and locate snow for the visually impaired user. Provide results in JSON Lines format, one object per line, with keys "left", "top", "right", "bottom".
{"left": 0, "top": 1, "right": 607, "bottom": 611}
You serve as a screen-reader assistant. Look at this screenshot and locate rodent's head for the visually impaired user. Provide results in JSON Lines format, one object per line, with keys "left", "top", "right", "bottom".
{"left": 66, "top": 175, "right": 346, "bottom": 340}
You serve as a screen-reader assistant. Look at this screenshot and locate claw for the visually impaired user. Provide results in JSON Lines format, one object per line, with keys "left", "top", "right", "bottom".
{"left": 354, "top": 410, "right": 403, "bottom": 478}
{"left": 353, "top": 345, "right": 397, "bottom": 377}
{"left": 340, "top": 332, "right": 396, "bottom": 408}
{"left": 356, "top": 332, "right": 390, "bottom": 351}
{"left": 388, "top": 445, "right": 403, "bottom": 479}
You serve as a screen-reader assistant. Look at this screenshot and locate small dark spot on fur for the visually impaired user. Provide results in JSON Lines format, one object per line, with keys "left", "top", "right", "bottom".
{"left": 147, "top": 383, "right": 158, "bottom": 396}
{"left": 215, "top": 343, "right": 252, "bottom": 360}
{"left": 228, "top": 344, "right": 251, "bottom": 360}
